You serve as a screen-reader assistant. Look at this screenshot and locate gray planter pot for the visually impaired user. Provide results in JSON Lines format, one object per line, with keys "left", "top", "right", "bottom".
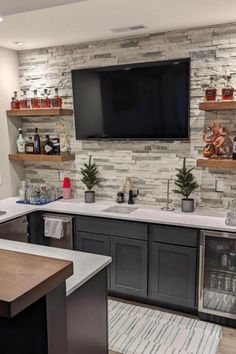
{"left": 85, "top": 191, "right": 95, "bottom": 203}
{"left": 181, "top": 198, "right": 194, "bottom": 213}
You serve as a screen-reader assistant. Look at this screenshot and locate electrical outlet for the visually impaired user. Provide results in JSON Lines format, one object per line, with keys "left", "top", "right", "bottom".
{"left": 215, "top": 179, "right": 224, "bottom": 192}
{"left": 59, "top": 172, "right": 65, "bottom": 181}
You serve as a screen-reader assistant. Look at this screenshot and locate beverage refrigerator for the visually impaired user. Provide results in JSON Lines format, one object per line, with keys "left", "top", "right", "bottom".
{"left": 199, "top": 230, "right": 236, "bottom": 325}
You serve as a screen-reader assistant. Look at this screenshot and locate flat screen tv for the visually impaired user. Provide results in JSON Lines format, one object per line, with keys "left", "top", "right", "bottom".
{"left": 72, "top": 58, "right": 190, "bottom": 140}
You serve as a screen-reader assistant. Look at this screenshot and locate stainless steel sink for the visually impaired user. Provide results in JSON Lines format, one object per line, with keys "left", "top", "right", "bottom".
{"left": 0, "top": 211, "right": 6, "bottom": 216}
{"left": 102, "top": 206, "right": 138, "bottom": 214}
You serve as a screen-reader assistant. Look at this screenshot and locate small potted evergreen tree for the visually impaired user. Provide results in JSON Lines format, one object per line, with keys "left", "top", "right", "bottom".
{"left": 173, "top": 158, "right": 199, "bottom": 212}
{"left": 80, "top": 156, "right": 98, "bottom": 203}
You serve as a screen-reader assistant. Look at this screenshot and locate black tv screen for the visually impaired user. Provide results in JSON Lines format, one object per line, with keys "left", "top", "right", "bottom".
{"left": 72, "top": 58, "right": 190, "bottom": 140}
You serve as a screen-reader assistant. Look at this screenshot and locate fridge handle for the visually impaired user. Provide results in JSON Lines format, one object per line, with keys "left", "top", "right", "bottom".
{"left": 199, "top": 242, "right": 205, "bottom": 308}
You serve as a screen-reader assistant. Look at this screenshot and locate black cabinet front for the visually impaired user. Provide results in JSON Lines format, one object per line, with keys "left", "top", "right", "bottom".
{"left": 149, "top": 242, "right": 197, "bottom": 310}
{"left": 110, "top": 237, "right": 147, "bottom": 297}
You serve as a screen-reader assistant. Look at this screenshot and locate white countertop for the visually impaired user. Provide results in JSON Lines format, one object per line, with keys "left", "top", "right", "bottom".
{"left": 0, "top": 239, "right": 111, "bottom": 296}
{"left": 0, "top": 197, "right": 235, "bottom": 233}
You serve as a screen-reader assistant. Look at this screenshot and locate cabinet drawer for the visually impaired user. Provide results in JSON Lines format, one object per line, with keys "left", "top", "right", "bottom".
{"left": 76, "top": 216, "right": 148, "bottom": 240}
{"left": 149, "top": 225, "right": 198, "bottom": 247}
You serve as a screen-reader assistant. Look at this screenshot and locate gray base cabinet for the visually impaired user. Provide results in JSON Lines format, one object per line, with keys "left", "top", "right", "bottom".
{"left": 149, "top": 242, "right": 197, "bottom": 309}
{"left": 110, "top": 237, "right": 147, "bottom": 297}
{"left": 74, "top": 231, "right": 111, "bottom": 289}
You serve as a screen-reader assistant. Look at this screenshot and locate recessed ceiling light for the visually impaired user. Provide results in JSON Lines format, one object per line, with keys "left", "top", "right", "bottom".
{"left": 0, "top": 17, "right": 3, "bottom": 22}
{"left": 14, "top": 41, "right": 24, "bottom": 46}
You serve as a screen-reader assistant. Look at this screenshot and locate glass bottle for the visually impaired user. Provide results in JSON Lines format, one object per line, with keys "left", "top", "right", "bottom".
{"left": 13, "top": 91, "right": 20, "bottom": 109}
{"left": 25, "top": 137, "right": 34, "bottom": 154}
{"left": 31, "top": 89, "right": 41, "bottom": 109}
{"left": 60, "top": 124, "right": 69, "bottom": 154}
{"left": 232, "top": 136, "right": 236, "bottom": 160}
{"left": 17, "top": 128, "right": 25, "bottom": 154}
{"left": 20, "top": 89, "right": 30, "bottom": 109}
{"left": 44, "top": 135, "right": 54, "bottom": 155}
{"left": 52, "top": 133, "right": 60, "bottom": 155}
{"left": 34, "top": 128, "right": 41, "bottom": 154}
{"left": 41, "top": 89, "right": 51, "bottom": 108}
{"left": 205, "top": 76, "right": 217, "bottom": 101}
{"left": 222, "top": 75, "right": 234, "bottom": 101}
{"left": 52, "top": 88, "right": 62, "bottom": 108}
{"left": 11, "top": 96, "right": 16, "bottom": 110}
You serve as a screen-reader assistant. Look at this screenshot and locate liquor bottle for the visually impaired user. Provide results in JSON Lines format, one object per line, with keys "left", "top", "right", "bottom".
{"left": 12, "top": 91, "right": 20, "bottom": 109}
{"left": 205, "top": 76, "right": 217, "bottom": 101}
{"left": 20, "top": 90, "right": 31, "bottom": 109}
{"left": 34, "top": 128, "right": 41, "bottom": 154}
{"left": 60, "top": 125, "right": 69, "bottom": 154}
{"left": 232, "top": 136, "right": 236, "bottom": 160}
{"left": 11, "top": 96, "right": 16, "bottom": 110}
{"left": 31, "top": 89, "right": 41, "bottom": 109}
{"left": 17, "top": 128, "right": 25, "bottom": 153}
{"left": 25, "top": 137, "right": 34, "bottom": 154}
{"left": 41, "top": 89, "right": 51, "bottom": 108}
{"left": 52, "top": 88, "right": 62, "bottom": 108}
{"left": 52, "top": 133, "right": 60, "bottom": 154}
{"left": 222, "top": 75, "right": 234, "bottom": 101}
{"left": 44, "top": 135, "right": 54, "bottom": 155}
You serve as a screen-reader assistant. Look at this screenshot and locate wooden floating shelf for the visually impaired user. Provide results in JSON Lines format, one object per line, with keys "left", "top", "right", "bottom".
{"left": 9, "top": 154, "right": 75, "bottom": 162}
{"left": 6, "top": 108, "right": 73, "bottom": 117}
{"left": 197, "top": 159, "right": 236, "bottom": 169}
{"left": 199, "top": 101, "right": 236, "bottom": 111}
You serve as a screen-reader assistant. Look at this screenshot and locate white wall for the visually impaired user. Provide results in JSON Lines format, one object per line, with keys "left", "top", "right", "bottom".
{"left": 0, "top": 47, "right": 25, "bottom": 199}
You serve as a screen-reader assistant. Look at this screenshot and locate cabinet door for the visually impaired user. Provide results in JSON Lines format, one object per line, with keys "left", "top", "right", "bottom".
{"left": 74, "top": 231, "right": 111, "bottom": 289}
{"left": 110, "top": 237, "right": 147, "bottom": 297}
{"left": 149, "top": 242, "right": 197, "bottom": 310}
{"left": 75, "top": 231, "right": 110, "bottom": 256}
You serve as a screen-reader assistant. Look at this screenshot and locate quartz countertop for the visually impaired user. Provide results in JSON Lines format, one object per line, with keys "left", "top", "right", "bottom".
{"left": 0, "top": 197, "right": 235, "bottom": 233}
{"left": 0, "top": 239, "right": 111, "bottom": 296}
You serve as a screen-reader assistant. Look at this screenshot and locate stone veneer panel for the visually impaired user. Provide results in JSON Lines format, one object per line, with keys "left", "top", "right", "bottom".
{"left": 18, "top": 22, "right": 236, "bottom": 210}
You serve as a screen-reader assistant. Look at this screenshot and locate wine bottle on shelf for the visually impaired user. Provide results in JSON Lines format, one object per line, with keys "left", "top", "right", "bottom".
{"left": 52, "top": 88, "right": 62, "bottom": 108}
{"left": 34, "top": 128, "right": 41, "bottom": 154}
{"left": 31, "top": 89, "right": 41, "bottom": 109}
{"left": 12, "top": 91, "right": 20, "bottom": 109}
{"left": 20, "top": 90, "right": 31, "bottom": 109}
{"left": 25, "top": 137, "right": 34, "bottom": 154}
{"left": 60, "top": 124, "right": 69, "bottom": 154}
{"left": 232, "top": 136, "right": 236, "bottom": 160}
{"left": 205, "top": 76, "right": 217, "bottom": 101}
{"left": 44, "top": 135, "right": 54, "bottom": 155}
{"left": 222, "top": 75, "right": 234, "bottom": 101}
{"left": 41, "top": 89, "right": 51, "bottom": 108}
{"left": 17, "top": 129, "right": 25, "bottom": 154}
{"left": 52, "top": 133, "right": 60, "bottom": 155}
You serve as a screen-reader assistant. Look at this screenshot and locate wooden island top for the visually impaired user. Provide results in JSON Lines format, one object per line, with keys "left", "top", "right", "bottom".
{"left": 0, "top": 249, "right": 73, "bottom": 318}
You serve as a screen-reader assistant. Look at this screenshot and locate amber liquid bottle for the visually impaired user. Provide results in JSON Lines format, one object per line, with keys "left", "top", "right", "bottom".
{"left": 222, "top": 75, "right": 234, "bottom": 100}
{"left": 31, "top": 90, "right": 41, "bottom": 109}
{"left": 205, "top": 76, "right": 217, "bottom": 101}
{"left": 52, "top": 88, "right": 62, "bottom": 108}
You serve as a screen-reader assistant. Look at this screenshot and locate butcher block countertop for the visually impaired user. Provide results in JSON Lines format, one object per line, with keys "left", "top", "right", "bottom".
{"left": 0, "top": 249, "right": 73, "bottom": 318}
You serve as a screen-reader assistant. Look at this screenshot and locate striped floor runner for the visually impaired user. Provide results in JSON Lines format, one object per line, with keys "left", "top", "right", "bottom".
{"left": 108, "top": 300, "right": 222, "bottom": 354}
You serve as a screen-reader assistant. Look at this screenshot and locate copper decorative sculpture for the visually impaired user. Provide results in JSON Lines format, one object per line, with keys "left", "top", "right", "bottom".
{"left": 203, "top": 121, "right": 233, "bottom": 158}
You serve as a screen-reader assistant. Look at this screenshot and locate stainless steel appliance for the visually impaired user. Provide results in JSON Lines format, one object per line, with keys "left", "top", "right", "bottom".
{"left": 42, "top": 213, "right": 73, "bottom": 250}
{"left": 0, "top": 216, "right": 28, "bottom": 243}
{"left": 199, "top": 230, "right": 236, "bottom": 320}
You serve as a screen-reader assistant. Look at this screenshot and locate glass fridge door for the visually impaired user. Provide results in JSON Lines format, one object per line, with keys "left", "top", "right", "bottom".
{"left": 199, "top": 230, "right": 236, "bottom": 319}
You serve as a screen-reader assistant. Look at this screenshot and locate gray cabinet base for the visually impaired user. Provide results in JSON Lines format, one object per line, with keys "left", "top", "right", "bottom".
{"left": 67, "top": 269, "right": 108, "bottom": 354}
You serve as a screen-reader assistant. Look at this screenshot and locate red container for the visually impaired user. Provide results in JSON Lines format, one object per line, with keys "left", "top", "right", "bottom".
{"left": 63, "top": 177, "right": 71, "bottom": 188}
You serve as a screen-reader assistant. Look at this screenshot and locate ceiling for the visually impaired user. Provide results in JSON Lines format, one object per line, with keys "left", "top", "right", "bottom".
{"left": 0, "top": 0, "right": 236, "bottom": 50}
